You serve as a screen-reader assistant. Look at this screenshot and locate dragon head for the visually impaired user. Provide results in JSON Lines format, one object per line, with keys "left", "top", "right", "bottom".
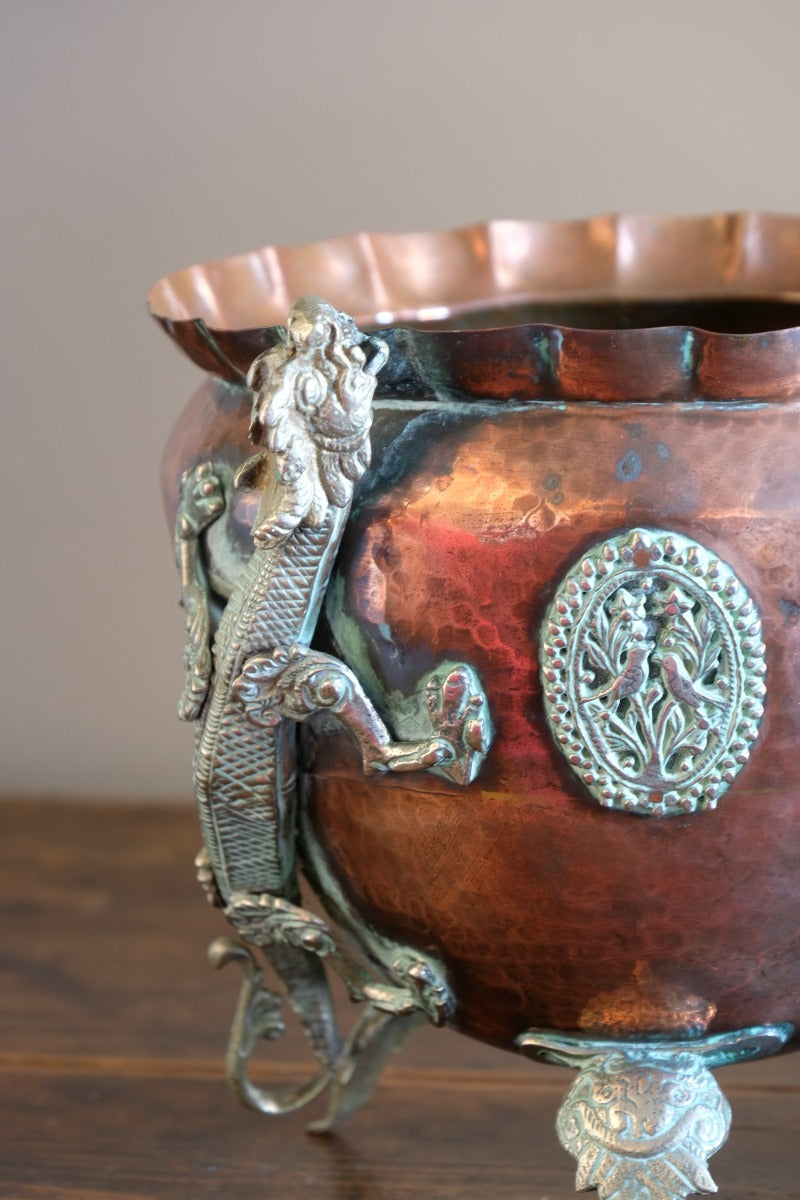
{"left": 238, "top": 298, "right": 387, "bottom": 544}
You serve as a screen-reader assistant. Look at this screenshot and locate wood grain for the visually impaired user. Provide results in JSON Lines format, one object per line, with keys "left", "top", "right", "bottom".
{"left": 1, "top": 798, "right": 799, "bottom": 1198}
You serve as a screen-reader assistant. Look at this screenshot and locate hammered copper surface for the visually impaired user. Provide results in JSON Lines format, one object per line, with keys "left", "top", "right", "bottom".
{"left": 158, "top": 213, "right": 800, "bottom": 1055}
{"left": 300, "top": 399, "right": 800, "bottom": 1049}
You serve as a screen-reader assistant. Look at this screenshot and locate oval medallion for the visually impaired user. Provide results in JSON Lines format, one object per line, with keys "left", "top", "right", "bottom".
{"left": 540, "top": 529, "right": 766, "bottom": 816}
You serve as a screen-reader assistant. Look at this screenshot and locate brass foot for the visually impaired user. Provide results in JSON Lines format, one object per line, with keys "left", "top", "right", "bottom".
{"left": 517, "top": 1026, "right": 792, "bottom": 1199}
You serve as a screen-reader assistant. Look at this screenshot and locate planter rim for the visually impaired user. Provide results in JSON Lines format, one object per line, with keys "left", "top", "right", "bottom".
{"left": 149, "top": 213, "right": 800, "bottom": 402}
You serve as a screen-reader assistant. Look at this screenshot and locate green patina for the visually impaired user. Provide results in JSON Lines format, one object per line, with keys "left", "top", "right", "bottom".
{"left": 681, "top": 329, "right": 695, "bottom": 376}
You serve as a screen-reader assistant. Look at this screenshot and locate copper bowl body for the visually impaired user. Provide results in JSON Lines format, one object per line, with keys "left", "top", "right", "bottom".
{"left": 155, "top": 214, "right": 800, "bottom": 1055}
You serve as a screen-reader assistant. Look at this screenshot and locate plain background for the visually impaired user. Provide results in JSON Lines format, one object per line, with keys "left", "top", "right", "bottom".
{"left": 2, "top": 0, "right": 800, "bottom": 800}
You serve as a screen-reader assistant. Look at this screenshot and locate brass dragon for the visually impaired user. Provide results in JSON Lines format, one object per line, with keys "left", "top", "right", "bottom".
{"left": 174, "top": 297, "right": 492, "bottom": 1125}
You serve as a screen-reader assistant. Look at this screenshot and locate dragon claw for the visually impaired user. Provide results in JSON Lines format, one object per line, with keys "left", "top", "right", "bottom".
{"left": 178, "top": 461, "right": 227, "bottom": 539}
{"left": 423, "top": 665, "right": 493, "bottom": 785}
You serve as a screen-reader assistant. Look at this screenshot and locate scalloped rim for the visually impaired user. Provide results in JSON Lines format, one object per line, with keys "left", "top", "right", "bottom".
{"left": 148, "top": 212, "right": 800, "bottom": 331}
{"left": 149, "top": 214, "right": 800, "bottom": 400}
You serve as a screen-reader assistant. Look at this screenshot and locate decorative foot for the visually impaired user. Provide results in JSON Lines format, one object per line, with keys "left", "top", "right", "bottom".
{"left": 308, "top": 1005, "right": 422, "bottom": 1134}
{"left": 517, "top": 1026, "right": 792, "bottom": 1199}
{"left": 209, "top": 931, "right": 437, "bottom": 1128}
{"left": 209, "top": 937, "right": 332, "bottom": 1115}
{"left": 225, "top": 889, "right": 454, "bottom": 1026}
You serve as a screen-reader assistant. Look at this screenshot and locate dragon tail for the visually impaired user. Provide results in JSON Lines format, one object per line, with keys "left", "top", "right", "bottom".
{"left": 266, "top": 941, "right": 343, "bottom": 1067}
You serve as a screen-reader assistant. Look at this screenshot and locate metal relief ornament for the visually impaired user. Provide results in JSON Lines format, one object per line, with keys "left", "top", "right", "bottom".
{"left": 555, "top": 1052, "right": 729, "bottom": 1200}
{"left": 541, "top": 529, "right": 766, "bottom": 816}
{"left": 173, "top": 296, "right": 492, "bottom": 1125}
{"left": 517, "top": 1025, "right": 792, "bottom": 1200}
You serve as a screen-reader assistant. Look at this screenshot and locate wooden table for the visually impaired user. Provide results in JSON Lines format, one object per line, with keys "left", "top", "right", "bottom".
{"left": 1, "top": 799, "right": 798, "bottom": 1199}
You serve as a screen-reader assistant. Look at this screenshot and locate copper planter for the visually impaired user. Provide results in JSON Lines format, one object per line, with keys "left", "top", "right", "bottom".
{"left": 153, "top": 214, "right": 800, "bottom": 1199}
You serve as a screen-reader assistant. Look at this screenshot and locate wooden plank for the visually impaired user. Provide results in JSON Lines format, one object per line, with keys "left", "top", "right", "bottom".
{"left": 3, "top": 798, "right": 797, "bottom": 1085}
{"left": 0, "top": 799, "right": 533, "bottom": 1075}
{"left": 2, "top": 797, "right": 800, "bottom": 1198}
{"left": 1, "top": 1069, "right": 799, "bottom": 1200}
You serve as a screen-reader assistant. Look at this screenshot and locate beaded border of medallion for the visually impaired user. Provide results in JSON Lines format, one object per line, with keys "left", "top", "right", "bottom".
{"left": 541, "top": 529, "right": 766, "bottom": 816}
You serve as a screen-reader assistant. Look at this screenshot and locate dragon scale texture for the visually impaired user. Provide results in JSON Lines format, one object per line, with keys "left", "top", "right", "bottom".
{"left": 195, "top": 512, "right": 344, "bottom": 901}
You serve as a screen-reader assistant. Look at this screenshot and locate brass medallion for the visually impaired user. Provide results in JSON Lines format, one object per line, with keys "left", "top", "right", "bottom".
{"left": 541, "top": 529, "right": 766, "bottom": 816}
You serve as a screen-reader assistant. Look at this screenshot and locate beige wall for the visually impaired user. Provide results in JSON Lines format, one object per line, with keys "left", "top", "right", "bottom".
{"left": 2, "top": 0, "right": 799, "bottom": 799}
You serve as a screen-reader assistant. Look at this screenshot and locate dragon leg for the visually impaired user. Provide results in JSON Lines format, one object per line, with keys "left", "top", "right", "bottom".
{"left": 234, "top": 645, "right": 492, "bottom": 786}
{"left": 174, "top": 460, "right": 238, "bottom": 721}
